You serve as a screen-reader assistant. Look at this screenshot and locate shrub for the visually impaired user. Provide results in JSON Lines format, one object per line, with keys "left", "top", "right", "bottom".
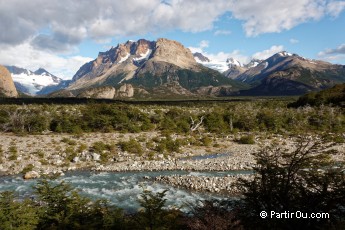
{"left": 200, "top": 136, "right": 212, "bottom": 146}
{"left": 118, "top": 138, "right": 142, "bottom": 155}
{"left": 21, "top": 164, "right": 34, "bottom": 174}
{"left": 61, "top": 137, "right": 77, "bottom": 146}
{"left": 65, "top": 147, "right": 77, "bottom": 162}
{"left": 8, "top": 145, "right": 18, "bottom": 161}
{"left": 77, "top": 143, "right": 88, "bottom": 153}
{"left": 91, "top": 141, "right": 116, "bottom": 153}
{"left": 237, "top": 139, "right": 345, "bottom": 229}
{"left": 236, "top": 135, "right": 255, "bottom": 144}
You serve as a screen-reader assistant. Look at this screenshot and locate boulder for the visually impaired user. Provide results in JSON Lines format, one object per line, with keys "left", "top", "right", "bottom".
{"left": 92, "top": 152, "right": 101, "bottom": 161}
{"left": 0, "top": 65, "right": 18, "bottom": 97}
{"left": 23, "top": 171, "right": 40, "bottom": 180}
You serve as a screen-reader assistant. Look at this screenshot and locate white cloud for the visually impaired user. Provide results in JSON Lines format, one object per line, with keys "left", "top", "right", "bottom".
{"left": 290, "top": 38, "right": 299, "bottom": 44}
{"left": 199, "top": 40, "right": 209, "bottom": 49}
{"left": 189, "top": 40, "right": 210, "bottom": 53}
{"left": 252, "top": 45, "right": 285, "bottom": 60}
{"left": 319, "top": 44, "right": 345, "bottom": 55}
{"left": 0, "top": 0, "right": 231, "bottom": 51}
{"left": 318, "top": 44, "right": 345, "bottom": 62}
{"left": 207, "top": 50, "right": 250, "bottom": 64}
{"left": 229, "top": 0, "right": 345, "bottom": 36}
{"left": 0, "top": 42, "right": 92, "bottom": 79}
{"left": 0, "top": 0, "right": 344, "bottom": 52}
{"left": 327, "top": 1, "right": 345, "bottom": 17}
{"left": 190, "top": 41, "right": 285, "bottom": 64}
{"left": 214, "top": 30, "right": 232, "bottom": 36}
{"left": 189, "top": 40, "right": 250, "bottom": 64}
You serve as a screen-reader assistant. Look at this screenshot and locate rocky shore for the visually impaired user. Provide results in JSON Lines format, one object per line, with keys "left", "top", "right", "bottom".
{"left": 0, "top": 132, "right": 260, "bottom": 177}
{"left": 154, "top": 174, "right": 253, "bottom": 194}
{"left": 0, "top": 132, "right": 344, "bottom": 193}
{"left": 91, "top": 152, "right": 254, "bottom": 172}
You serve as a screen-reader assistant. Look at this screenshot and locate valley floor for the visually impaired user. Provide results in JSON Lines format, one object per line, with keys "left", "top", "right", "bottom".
{"left": 0, "top": 132, "right": 344, "bottom": 193}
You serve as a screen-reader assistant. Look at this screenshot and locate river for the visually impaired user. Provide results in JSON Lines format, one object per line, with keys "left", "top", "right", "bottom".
{"left": 0, "top": 170, "right": 249, "bottom": 212}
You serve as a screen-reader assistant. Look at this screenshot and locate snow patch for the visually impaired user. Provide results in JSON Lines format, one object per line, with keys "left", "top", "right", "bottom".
{"left": 202, "top": 61, "right": 229, "bottom": 73}
{"left": 194, "top": 56, "right": 203, "bottom": 63}
{"left": 226, "top": 58, "right": 242, "bottom": 67}
{"left": 12, "top": 73, "right": 60, "bottom": 95}
{"left": 118, "top": 53, "right": 130, "bottom": 64}
{"left": 133, "top": 49, "right": 152, "bottom": 62}
{"left": 279, "top": 51, "right": 293, "bottom": 57}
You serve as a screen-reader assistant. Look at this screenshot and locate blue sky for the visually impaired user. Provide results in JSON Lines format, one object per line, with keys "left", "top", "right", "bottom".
{"left": 0, "top": 0, "right": 344, "bottom": 79}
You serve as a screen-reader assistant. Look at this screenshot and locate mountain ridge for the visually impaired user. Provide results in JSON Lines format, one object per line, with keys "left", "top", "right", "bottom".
{"left": 194, "top": 51, "right": 345, "bottom": 95}
{"left": 4, "top": 66, "right": 65, "bottom": 95}
{"left": 65, "top": 38, "right": 245, "bottom": 98}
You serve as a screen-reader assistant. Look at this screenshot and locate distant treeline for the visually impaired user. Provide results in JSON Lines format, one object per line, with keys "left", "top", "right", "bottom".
{"left": 0, "top": 97, "right": 257, "bottom": 105}
{"left": 0, "top": 99, "right": 343, "bottom": 135}
{"left": 289, "top": 83, "right": 345, "bottom": 107}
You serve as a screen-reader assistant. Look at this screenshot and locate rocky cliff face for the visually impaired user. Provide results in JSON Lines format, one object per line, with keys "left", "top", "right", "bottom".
{"left": 72, "top": 39, "right": 155, "bottom": 82}
{"left": 0, "top": 65, "right": 18, "bottom": 97}
{"left": 77, "top": 86, "right": 116, "bottom": 99}
{"left": 76, "top": 84, "right": 135, "bottom": 99}
{"left": 67, "top": 38, "right": 244, "bottom": 98}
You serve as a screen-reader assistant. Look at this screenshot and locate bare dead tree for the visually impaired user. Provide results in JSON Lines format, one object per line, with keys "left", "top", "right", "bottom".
{"left": 2, "top": 105, "right": 30, "bottom": 133}
{"left": 190, "top": 116, "right": 204, "bottom": 133}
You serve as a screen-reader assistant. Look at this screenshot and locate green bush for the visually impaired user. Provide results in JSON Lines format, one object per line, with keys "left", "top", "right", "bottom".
{"left": 200, "top": 136, "right": 212, "bottom": 146}
{"left": 8, "top": 145, "right": 18, "bottom": 161}
{"left": 237, "top": 135, "right": 255, "bottom": 144}
{"left": 154, "top": 135, "right": 181, "bottom": 153}
{"left": 61, "top": 137, "right": 77, "bottom": 146}
{"left": 118, "top": 138, "right": 142, "bottom": 155}
{"left": 91, "top": 141, "right": 116, "bottom": 153}
{"left": 21, "top": 164, "right": 34, "bottom": 174}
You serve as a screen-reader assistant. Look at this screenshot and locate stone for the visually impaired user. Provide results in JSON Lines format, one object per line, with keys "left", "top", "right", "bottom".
{"left": 78, "top": 86, "right": 116, "bottom": 99}
{"left": 0, "top": 65, "right": 18, "bottom": 97}
{"left": 118, "top": 84, "right": 134, "bottom": 98}
{"left": 23, "top": 171, "right": 40, "bottom": 180}
{"left": 92, "top": 153, "right": 100, "bottom": 161}
{"left": 72, "top": 156, "right": 80, "bottom": 163}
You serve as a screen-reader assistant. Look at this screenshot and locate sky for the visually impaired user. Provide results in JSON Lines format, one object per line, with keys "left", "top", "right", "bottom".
{"left": 0, "top": 0, "right": 344, "bottom": 80}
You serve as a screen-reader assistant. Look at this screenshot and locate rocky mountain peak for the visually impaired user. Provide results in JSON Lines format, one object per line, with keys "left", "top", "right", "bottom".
{"left": 150, "top": 38, "right": 198, "bottom": 69}
{"left": 0, "top": 65, "right": 18, "bottom": 97}
{"left": 34, "top": 68, "right": 52, "bottom": 76}
{"left": 277, "top": 51, "right": 294, "bottom": 57}
{"left": 193, "top": 52, "right": 210, "bottom": 62}
{"left": 226, "top": 58, "right": 242, "bottom": 67}
{"left": 244, "top": 59, "right": 263, "bottom": 68}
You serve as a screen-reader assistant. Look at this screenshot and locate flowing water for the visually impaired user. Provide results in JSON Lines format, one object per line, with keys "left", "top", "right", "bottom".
{"left": 0, "top": 170, "right": 250, "bottom": 212}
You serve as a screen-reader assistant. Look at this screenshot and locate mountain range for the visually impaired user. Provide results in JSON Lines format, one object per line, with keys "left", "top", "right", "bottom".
{"left": 196, "top": 51, "right": 345, "bottom": 96}
{"left": 4, "top": 66, "right": 66, "bottom": 95}
{"left": 2, "top": 38, "right": 345, "bottom": 98}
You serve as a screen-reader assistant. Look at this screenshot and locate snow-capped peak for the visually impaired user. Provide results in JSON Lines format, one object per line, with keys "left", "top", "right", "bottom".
{"left": 34, "top": 68, "right": 53, "bottom": 76}
{"left": 245, "top": 59, "right": 263, "bottom": 68}
{"left": 5, "top": 66, "right": 62, "bottom": 95}
{"left": 278, "top": 51, "right": 293, "bottom": 57}
{"left": 226, "top": 57, "right": 242, "bottom": 67}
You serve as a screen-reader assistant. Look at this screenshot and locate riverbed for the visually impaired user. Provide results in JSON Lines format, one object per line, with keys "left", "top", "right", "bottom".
{"left": 0, "top": 170, "right": 247, "bottom": 212}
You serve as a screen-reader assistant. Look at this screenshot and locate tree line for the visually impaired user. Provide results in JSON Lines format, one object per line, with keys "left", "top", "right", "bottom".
{"left": 0, "top": 100, "right": 344, "bottom": 135}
